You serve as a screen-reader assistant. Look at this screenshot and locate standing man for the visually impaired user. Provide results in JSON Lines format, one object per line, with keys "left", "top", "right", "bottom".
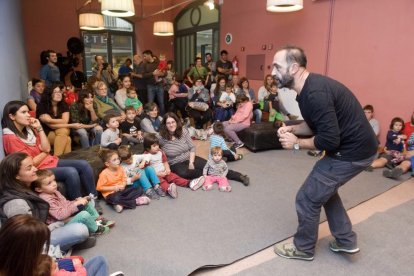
{"left": 92, "top": 55, "right": 105, "bottom": 80}
{"left": 274, "top": 46, "right": 378, "bottom": 261}
{"left": 131, "top": 54, "right": 147, "bottom": 106}
{"left": 142, "top": 50, "right": 165, "bottom": 115}
{"left": 40, "top": 50, "right": 60, "bottom": 87}
{"left": 216, "top": 50, "right": 233, "bottom": 80}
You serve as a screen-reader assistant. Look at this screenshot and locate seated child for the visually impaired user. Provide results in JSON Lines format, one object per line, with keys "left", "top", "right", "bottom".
{"left": 209, "top": 122, "right": 242, "bottom": 162}
{"left": 267, "top": 83, "right": 284, "bottom": 122}
{"left": 101, "top": 114, "right": 122, "bottom": 150}
{"left": 118, "top": 145, "right": 165, "bottom": 200}
{"left": 143, "top": 134, "right": 195, "bottom": 199}
{"left": 97, "top": 149, "right": 150, "bottom": 213}
{"left": 120, "top": 106, "right": 143, "bottom": 145}
{"left": 34, "top": 169, "right": 114, "bottom": 235}
{"left": 367, "top": 117, "right": 406, "bottom": 173}
{"left": 202, "top": 147, "right": 231, "bottom": 192}
{"left": 124, "top": 88, "right": 143, "bottom": 116}
{"left": 215, "top": 82, "right": 235, "bottom": 122}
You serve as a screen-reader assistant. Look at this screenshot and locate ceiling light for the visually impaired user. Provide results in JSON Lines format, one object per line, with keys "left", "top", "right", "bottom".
{"left": 153, "top": 21, "right": 174, "bottom": 36}
{"left": 266, "top": 0, "right": 303, "bottom": 12}
{"left": 204, "top": 0, "right": 215, "bottom": 10}
{"left": 79, "top": 13, "right": 105, "bottom": 30}
{"left": 101, "top": 0, "right": 135, "bottom": 17}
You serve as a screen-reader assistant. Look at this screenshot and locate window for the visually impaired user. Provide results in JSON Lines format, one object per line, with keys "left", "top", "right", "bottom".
{"left": 81, "top": 16, "right": 135, "bottom": 77}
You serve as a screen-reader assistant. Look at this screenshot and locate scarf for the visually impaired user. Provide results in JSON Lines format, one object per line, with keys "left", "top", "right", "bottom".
{"left": 3, "top": 127, "right": 37, "bottom": 146}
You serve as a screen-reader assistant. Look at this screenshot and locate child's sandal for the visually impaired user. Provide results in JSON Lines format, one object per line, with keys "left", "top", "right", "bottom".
{"left": 238, "top": 154, "right": 243, "bottom": 160}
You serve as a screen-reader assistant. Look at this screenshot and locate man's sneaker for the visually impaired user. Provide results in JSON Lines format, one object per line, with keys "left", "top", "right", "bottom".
{"left": 383, "top": 167, "right": 403, "bottom": 179}
{"left": 329, "top": 240, "right": 360, "bottom": 254}
{"left": 167, "top": 183, "right": 178, "bottom": 198}
{"left": 274, "top": 243, "right": 314, "bottom": 261}
{"left": 94, "top": 225, "right": 110, "bottom": 236}
{"left": 113, "top": 204, "right": 123, "bottom": 213}
{"left": 189, "top": 176, "right": 205, "bottom": 191}
{"left": 146, "top": 188, "right": 160, "bottom": 200}
{"left": 97, "top": 218, "right": 115, "bottom": 228}
{"left": 219, "top": 186, "right": 232, "bottom": 192}
{"left": 240, "top": 175, "right": 250, "bottom": 186}
{"left": 73, "top": 236, "right": 97, "bottom": 250}
{"left": 154, "top": 186, "right": 166, "bottom": 197}
{"left": 234, "top": 142, "right": 244, "bottom": 149}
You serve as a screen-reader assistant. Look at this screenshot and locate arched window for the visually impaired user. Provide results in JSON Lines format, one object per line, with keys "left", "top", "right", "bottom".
{"left": 81, "top": 15, "right": 136, "bottom": 77}
{"left": 174, "top": 0, "right": 219, "bottom": 77}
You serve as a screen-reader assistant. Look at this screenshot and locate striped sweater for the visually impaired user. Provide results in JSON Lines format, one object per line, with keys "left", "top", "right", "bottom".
{"left": 209, "top": 134, "right": 235, "bottom": 158}
{"left": 157, "top": 128, "right": 195, "bottom": 165}
{"left": 203, "top": 159, "right": 228, "bottom": 177}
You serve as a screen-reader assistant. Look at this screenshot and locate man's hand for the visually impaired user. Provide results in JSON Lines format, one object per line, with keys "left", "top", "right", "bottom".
{"left": 279, "top": 132, "right": 298, "bottom": 150}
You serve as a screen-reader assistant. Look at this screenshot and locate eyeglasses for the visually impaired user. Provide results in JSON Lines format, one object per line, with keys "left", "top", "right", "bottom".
{"left": 166, "top": 121, "right": 176, "bottom": 125}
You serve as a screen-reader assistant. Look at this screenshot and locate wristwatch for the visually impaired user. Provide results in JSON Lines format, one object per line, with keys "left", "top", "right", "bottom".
{"left": 293, "top": 142, "right": 300, "bottom": 151}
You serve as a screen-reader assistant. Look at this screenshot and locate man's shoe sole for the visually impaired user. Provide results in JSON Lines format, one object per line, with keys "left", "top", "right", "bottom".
{"left": 329, "top": 241, "right": 360, "bottom": 254}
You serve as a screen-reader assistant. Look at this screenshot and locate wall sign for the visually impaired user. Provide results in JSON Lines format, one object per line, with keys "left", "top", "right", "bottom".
{"left": 225, "top": 33, "right": 232, "bottom": 45}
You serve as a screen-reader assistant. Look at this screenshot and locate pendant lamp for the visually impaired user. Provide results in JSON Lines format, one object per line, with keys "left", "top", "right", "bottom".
{"left": 266, "top": 0, "right": 303, "bottom": 12}
{"left": 101, "top": 0, "right": 135, "bottom": 17}
{"left": 79, "top": 13, "right": 105, "bottom": 30}
{"left": 153, "top": 21, "right": 174, "bottom": 36}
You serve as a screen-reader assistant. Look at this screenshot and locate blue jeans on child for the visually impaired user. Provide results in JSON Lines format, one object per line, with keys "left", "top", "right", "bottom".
{"left": 132, "top": 166, "right": 160, "bottom": 191}
{"left": 75, "top": 127, "right": 103, "bottom": 149}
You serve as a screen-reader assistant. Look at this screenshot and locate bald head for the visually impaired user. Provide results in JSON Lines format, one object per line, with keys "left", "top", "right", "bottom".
{"left": 277, "top": 46, "right": 307, "bottom": 68}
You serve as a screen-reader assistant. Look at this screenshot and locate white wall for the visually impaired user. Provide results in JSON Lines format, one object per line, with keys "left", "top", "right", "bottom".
{"left": 0, "top": 0, "right": 28, "bottom": 158}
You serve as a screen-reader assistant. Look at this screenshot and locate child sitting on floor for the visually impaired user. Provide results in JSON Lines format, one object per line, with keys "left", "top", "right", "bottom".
{"left": 120, "top": 106, "right": 143, "bottom": 145}
{"left": 143, "top": 133, "right": 198, "bottom": 198}
{"left": 118, "top": 145, "right": 165, "bottom": 200}
{"left": 97, "top": 148, "right": 150, "bottom": 213}
{"left": 101, "top": 114, "right": 122, "bottom": 150}
{"left": 202, "top": 147, "right": 231, "bottom": 192}
{"left": 209, "top": 121, "right": 242, "bottom": 162}
{"left": 34, "top": 169, "right": 114, "bottom": 235}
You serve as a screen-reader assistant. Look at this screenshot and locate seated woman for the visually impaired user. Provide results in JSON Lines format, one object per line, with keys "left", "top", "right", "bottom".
{"left": 36, "top": 83, "right": 72, "bottom": 156}
{"left": 236, "top": 77, "right": 262, "bottom": 123}
{"left": 0, "top": 155, "right": 91, "bottom": 253}
{"left": 0, "top": 214, "right": 112, "bottom": 275}
{"left": 140, "top": 102, "right": 163, "bottom": 134}
{"left": 187, "top": 78, "right": 212, "bottom": 129}
{"left": 223, "top": 94, "right": 253, "bottom": 149}
{"left": 2, "top": 101, "right": 99, "bottom": 203}
{"left": 93, "top": 81, "right": 126, "bottom": 122}
{"left": 168, "top": 76, "right": 189, "bottom": 121}
{"left": 115, "top": 74, "right": 133, "bottom": 110}
{"left": 27, "top": 78, "right": 45, "bottom": 113}
{"left": 257, "top": 74, "right": 273, "bottom": 108}
{"left": 70, "top": 90, "right": 103, "bottom": 148}
{"left": 157, "top": 112, "right": 250, "bottom": 186}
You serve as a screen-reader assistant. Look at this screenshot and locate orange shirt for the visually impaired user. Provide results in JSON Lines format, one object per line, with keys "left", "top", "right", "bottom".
{"left": 96, "top": 166, "right": 127, "bottom": 198}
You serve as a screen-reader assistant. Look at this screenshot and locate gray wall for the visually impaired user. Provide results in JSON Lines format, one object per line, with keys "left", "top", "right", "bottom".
{"left": 0, "top": 0, "right": 28, "bottom": 158}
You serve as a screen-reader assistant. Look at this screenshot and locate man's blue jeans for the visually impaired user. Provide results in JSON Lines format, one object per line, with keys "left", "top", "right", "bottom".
{"left": 147, "top": 83, "right": 165, "bottom": 115}
{"left": 293, "top": 154, "right": 376, "bottom": 254}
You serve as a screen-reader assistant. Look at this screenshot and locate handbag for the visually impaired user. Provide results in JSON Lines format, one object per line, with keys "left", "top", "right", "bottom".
{"left": 188, "top": 101, "right": 209, "bottom": 112}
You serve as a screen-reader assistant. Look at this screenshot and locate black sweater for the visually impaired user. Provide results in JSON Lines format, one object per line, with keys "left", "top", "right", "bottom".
{"left": 297, "top": 73, "right": 378, "bottom": 161}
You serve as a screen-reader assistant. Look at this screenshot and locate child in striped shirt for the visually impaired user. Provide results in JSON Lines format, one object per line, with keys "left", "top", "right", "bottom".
{"left": 209, "top": 121, "right": 243, "bottom": 162}
{"left": 202, "top": 147, "right": 231, "bottom": 192}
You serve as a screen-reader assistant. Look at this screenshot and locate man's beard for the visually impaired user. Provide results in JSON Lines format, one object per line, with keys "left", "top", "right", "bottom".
{"left": 273, "top": 73, "right": 294, "bottom": 89}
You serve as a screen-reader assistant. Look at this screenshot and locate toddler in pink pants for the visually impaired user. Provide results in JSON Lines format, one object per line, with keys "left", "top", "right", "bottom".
{"left": 202, "top": 146, "right": 231, "bottom": 192}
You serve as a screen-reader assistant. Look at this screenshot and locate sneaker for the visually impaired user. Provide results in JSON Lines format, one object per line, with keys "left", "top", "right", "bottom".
{"left": 154, "top": 186, "right": 166, "bottom": 197}
{"left": 288, "top": 114, "right": 299, "bottom": 120}
{"left": 73, "top": 236, "right": 97, "bottom": 250}
{"left": 307, "top": 150, "right": 322, "bottom": 157}
{"left": 274, "top": 243, "right": 314, "bottom": 261}
{"left": 97, "top": 218, "right": 115, "bottom": 228}
{"left": 382, "top": 167, "right": 403, "bottom": 179}
{"left": 189, "top": 176, "right": 205, "bottom": 191}
{"left": 167, "top": 183, "right": 178, "bottom": 199}
{"left": 94, "top": 225, "right": 110, "bottom": 236}
{"left": 219, "top": 186, "right": 232, "bottom": 192}
{"left": 240, "top": 175, "right": 250, "bottom": 186}
{"left": 146, "top": 188, "right": 160, "bottom": 200}
{"left": 109, "top": 272, "right": 125, "bottom": 276}
{"left": 136, "top": 196, "right": 151, "bottom": 206}
{"left": 113, "top": 204, "right": 123, "bottom": 213}
{"left": 329, "top": 240, "right": 360, "bottom": 254}
{"left": 202, "top": 184, "right": 213, "bottom": 191}
{"left": 234, "top": 142, "right": 244, "bottom": 149}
